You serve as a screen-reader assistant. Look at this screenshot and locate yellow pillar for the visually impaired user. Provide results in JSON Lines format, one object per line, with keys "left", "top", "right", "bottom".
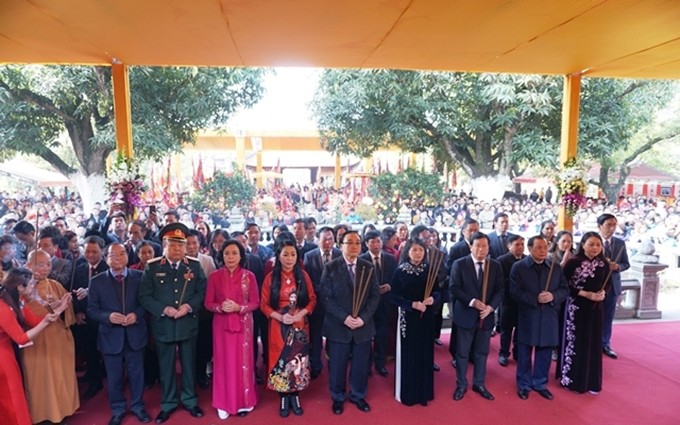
{"left": 557, "top": 73, "right": 582, "bottom": 232}
{"left": 256, "top": 151, "right": 263, "bottom": 189}
{"left": 335, "top": 153, "right": 341, "bottom": 190}
{"left": 235, "top": 134, "right": 246, "bottom": 170}
{"left": 111, "top": 62, "right": 133, "bottom": 158}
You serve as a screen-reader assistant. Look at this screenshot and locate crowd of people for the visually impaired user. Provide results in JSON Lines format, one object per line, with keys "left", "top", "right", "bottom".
{"left": 0, "top": 181, "right": 634, "bottom": 424}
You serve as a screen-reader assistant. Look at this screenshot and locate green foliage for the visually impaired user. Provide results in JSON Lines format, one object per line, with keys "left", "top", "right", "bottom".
{"left": 0, "top": 65, "right": 266, "bottom": 178}
{"left": 368, "top": 168, "right": 443, "bottom": 222}
{"left": 311, "top": 70, "right": 562, "bottom": 178}
{"left": 189, "top": 168, "right": 256, "bottom": 213}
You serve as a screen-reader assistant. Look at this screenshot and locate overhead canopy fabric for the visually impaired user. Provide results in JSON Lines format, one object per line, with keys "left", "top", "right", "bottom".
{"left": 2, "top": 0, "right": 680, "bottom": 79}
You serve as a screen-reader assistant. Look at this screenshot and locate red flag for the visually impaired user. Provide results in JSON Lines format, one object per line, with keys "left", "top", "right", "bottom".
{"left": 196, "top": 156, "right": 205, "bottom": 189}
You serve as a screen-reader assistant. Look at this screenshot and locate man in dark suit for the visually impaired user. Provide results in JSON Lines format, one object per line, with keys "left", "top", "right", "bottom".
{"left": 486, "top": 213, "right": 516, "bottom": 336}
{"left": 88, "top": 242, "right": 151, "bottom": 425}
{"left": 597, "top": 213, "right": 630, "bottom": 359}
{"left": 71, "top": 235, "right": 108, "bottom": 400}
{"left": 303, "top": 226, "right": 342, "bottom": 379}
{"left": 126, "top": 220, "right": 162, "bottom": 266}
{"left": 450, "top": 232, "right": 503, "bottom": 402}
{"left": 293, "top": 217, "right": 318, "bottom": 257}
{"left": 138, "top": 223, "right": 207, "bottom": 423}
{"left": 509, "top": 236, "right": 568, "bottom": 400}
{"left": 360, "top": 230, "right": 398, "bottom": 377}
{"left": 487, "top": 213, "right": 516, "bottom": 260}
{"left": 320, "top": 231, "right": 380, "bottom": 415}
{"left": 497, "top": 234, "right": 525, "bottom": 366}
{"left": 446, "top": 219, "right": 480, "bottom": 366}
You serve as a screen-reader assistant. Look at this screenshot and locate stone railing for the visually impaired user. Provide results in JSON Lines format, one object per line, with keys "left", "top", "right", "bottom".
{"left": 616, "top": 261, "right": 665, "bottom": 320}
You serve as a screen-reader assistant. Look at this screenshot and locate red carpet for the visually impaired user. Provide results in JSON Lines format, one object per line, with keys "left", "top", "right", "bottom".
{"left": 68, "top": 321, "right": 680, "bottom": 425}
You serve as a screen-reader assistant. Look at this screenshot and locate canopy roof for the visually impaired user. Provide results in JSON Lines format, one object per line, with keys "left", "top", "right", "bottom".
{"left": 3, "top": 0, "right": 680, "bottom": 79}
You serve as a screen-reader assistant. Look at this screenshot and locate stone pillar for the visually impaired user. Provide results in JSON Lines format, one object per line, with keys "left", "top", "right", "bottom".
{"left": 627, "top": 261, "right": 666, "bottom": 319}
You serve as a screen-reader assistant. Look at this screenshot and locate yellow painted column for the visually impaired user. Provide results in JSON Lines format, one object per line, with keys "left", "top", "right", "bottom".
{"left": 256, "top": 151, "right": 263, "bottom": 189}
{"left": 335, "top": 153, "right": 341, "bottom": 190}
{"left": 235, "top": 134, "right": 246, "bottom": 170}
{"left": 557, "top": 73, "right": 582, "bottom": 232}
{"left": 111, "top": 62, "right": 133, "bottom": 158}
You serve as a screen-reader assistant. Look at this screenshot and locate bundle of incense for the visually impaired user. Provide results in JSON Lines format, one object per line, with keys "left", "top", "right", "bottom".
{"left": 479, "top": 259, "right": 490, "bottom": 329}
{"left": 352, "top": 266, "right": 374, "bottom": 318}
{"left": 599, "top": 244, "right": 625, "bottom": 292}
{"left": 424, "top": 247, "right": 445, "bottom": 299}
{"left": 543, "top": 259, "right": 556, "bottom": 292}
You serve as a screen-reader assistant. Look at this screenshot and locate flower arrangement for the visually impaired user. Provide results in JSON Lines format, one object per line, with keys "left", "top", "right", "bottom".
{"left": 555, "top": 158, "right": 588, "bottom": 218}
{"left": 107, "top": 152, "right": 147, "bottom": 220}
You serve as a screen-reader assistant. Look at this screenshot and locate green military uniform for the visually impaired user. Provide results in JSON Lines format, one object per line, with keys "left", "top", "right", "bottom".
{"left": 138, "top": 225, "right": 207, "bottom": 414}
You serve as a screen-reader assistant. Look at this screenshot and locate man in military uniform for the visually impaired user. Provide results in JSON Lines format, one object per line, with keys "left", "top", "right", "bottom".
{"left": 138, "top": 223, "right": 207, "bottom": 423}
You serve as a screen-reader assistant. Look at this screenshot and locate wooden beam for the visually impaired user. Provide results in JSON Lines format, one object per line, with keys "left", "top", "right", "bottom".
{"left": 111, "top": 62, "right": 133, "bottom": 158}
{"left": 557, "top": 73, "right": 582, "bottom": 232}
{"left": 256, "top": 151, "right": 263, "bottom": 189}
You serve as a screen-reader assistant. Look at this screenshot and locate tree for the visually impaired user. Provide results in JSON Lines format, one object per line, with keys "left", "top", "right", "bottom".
{"left": 311, "top": 69, "right": 680, "bottom": 203}
{"left": 311, "top": 70, "right": 562, "bottom": 181}
{"left": 368, "top": 168, "right": 444, "bottom": 223}
{"left": 577, "top": 78, "right": 680, "bottom": 203}
{"left": 0, "top": 65, "right": 265, "bottom": 210}
{"left": 188, "top": 168, "right": 256, "bottom": 214}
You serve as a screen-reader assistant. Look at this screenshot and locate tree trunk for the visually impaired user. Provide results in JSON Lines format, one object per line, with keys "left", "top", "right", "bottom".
{"left": 67, "top": 172, "right": 107, "bottom": 214}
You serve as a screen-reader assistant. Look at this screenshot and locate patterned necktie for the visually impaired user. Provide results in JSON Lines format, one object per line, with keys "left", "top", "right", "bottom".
{"left": 605, "top": 240, "right": 611, "bottom": 258}
{"left": 476, "top": 261, "right": 483, "bottom": 282}
{"left": 323, "top": 252, "right": 330, "bottom": 264}
{"left": 89, "top": 266, "right": 96, "bottom": 279}
{"left": 115, "top": 274, "right": 124, "bottom": 284}
{"left": 348, "top": 263, "right": 356, "bottom": 282}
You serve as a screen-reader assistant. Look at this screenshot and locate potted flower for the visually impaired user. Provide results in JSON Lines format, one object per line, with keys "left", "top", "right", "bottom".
{"left": 107, "top": 153, "right": 148, "bottom": 221}
{"left": 555, "top": 158, "right": 588, "bottom": 218}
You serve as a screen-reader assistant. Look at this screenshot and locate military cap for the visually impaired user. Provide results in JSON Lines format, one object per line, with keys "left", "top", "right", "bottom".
{"left": 158, "top": 222, "right": 190, "bottom": 243}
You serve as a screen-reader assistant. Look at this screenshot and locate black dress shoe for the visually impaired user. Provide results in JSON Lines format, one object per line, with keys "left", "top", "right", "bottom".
{"left": 450, "top": 359, "right": 457, "bottom": 369}
{"left": 184, "top": 406, "right": 204, "bottom": 418}
{"left": 109, "top": 413, "right": 125, "bottom": 425}
{"left": 83, "top": 382, "right": 103, "bottom": 400}
{"left": 434, "top": 339, "right": 443, "bottom": 346}
{"left": 132, "top": 409, "right": 151, "bottom": 423}
{"left": 311, "top": 370, "right": 321, "bottom": 380}
{"left": 536, "top": 388, "right": 553, "bottom": 400}
{"left": 453, "top": 387, "right": 466, "bottom": 401}
{"left": 603, "top": 346, "right": 618, "bottom": 359}
{"left": 155, "top": 408, "right": 176, "bottom": 424}
{"left": 433, "top": 363, "right": 440, "bottom": 372}
{"left": 237, "top": 411, "right": 249, "bottom": 417}
{"left": 332, "top": 400, "right": 344, "bottom": 415}
{"left": 498, "top": 355, "right": 509, "bottom": 366}
{"left": 349, "top": 398, "right": 371, "bottom": 412}
{"left": 472, "top": 385, "right": 495, "bottom": 400}
{"left": 196, "top": 377, "right": 209, "bottom": 389}
{"left": 377, "top": 366, "right": 388, "bottom": 377}
{"left": 518, "top": 389, "right": 530, "bottom": 400}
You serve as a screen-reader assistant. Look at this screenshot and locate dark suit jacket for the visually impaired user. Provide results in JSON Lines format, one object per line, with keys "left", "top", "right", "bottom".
{"left": 509, "top": 256, "right": 569, "bottom": 347}
{"left": 359, "top": 251, "right": 398, "bottom": 287}
{"left": 50, "top": 256, "right": 73, "bottom": 289}
{"left": 604, "top": 236, "right": 630, "bottom": 295}
{"left": 304, "top": 247, "right": 342, "bottom": 289}
{"left": 450, "top": 256, "right": 504, "bottom": 330}
{"left": 446, "top": 239, "right": 471, "bottom": 273}
{"left": 71, "top": 260, "right": 109, "bottom": 314}
{"left": 88, "top": 269, "right": 148, "bottom": 354}
{"left": 298, "top": 241, "right": 318, "bottom": 258}
{"left": 138, "top": 256, "right": 207, "bottom": 342}
{"left": 488, "top": 232, "right": 517, "bottom": 259}
{"left": 320, "top": 256, "right": 380, "bottom": 343}
{"left": 497, "top": 252, "right": 525, "bottom": 300}
{"left": 245, "top": 253, "right": 265, "bottom": 289}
